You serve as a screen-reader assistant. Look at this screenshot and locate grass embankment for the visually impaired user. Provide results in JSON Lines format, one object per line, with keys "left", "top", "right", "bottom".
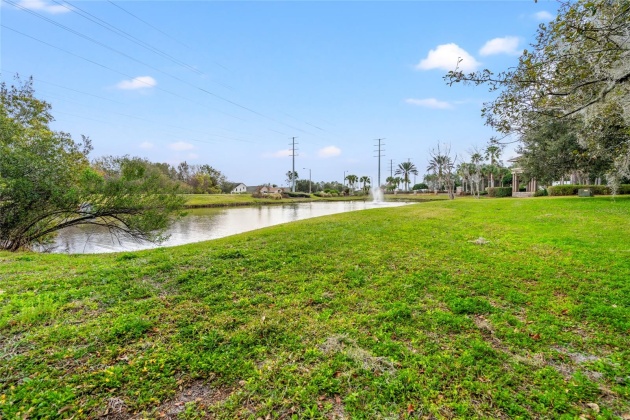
{"left": 183, "top": 193, "right": 446, "bottom": 208}
{"left": 1, "top": 197, "right": 629, "bottom": 418}
{"left": 183, "top": 194, "right": 370, "bottom": 208}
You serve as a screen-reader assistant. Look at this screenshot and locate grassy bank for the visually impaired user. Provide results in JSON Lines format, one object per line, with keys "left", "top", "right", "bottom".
{"left": 1, "top": 197, "right": 629, "bottom": 418}
{"left": 183, "top": 193, "right": 446, "bottom": 208}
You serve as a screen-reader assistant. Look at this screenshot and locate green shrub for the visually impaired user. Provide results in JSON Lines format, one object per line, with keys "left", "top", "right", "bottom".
{"left": 533, "top": 188, "right": 548, "bottom": 197}
{"left": 286, "top": 191, "right": 311, "bottom": 198}
{"left": 548, "top": 185, "right": 578, "bottom": 196}
{"left": 487, "top": 187, "right": 512, "bottom": 197}
{"left": 547, "top": 184, "right": 630, "bottom": 196}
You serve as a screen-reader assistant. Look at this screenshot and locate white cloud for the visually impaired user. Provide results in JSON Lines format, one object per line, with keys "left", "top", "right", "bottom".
{"left": 405, "top": 98, "right": 453, "bottom": 110}
{"left": 169, "top": 141, "right": 194, "bottom": 151}
{"left": 533, "top": 11, "right": 554, "bottom": 21}
{"left": 416, "top": 43, "right": 480, "bottom": 72}
{"left": 262, "top": 149, "right": 292, "bottom": 158}
{"left": 139, "top": 141, "right": 154, "bottom": 150}
{"left": 318, "top": 146, "right": 341, "bottom": 158}
{"left": 16, "top": 0, "right": 70, "bottom": 14}
{"left": 479, "top": 36, "right": 521, "bottom": 56}
{"left": 115, "top": 76, "right": 157, "bottom": 90}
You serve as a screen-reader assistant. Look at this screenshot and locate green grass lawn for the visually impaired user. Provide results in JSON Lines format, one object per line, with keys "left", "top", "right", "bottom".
{"left": 1, "top": 197, "right": 629, "bottom": 419}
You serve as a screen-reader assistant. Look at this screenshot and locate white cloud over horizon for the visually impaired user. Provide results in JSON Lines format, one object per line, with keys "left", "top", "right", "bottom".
{"left": 115, "top": 76, "right": 157, "bottom": 90}
{"left": 16, "top": 0, "right": 70, "bottom": 14}
{"left": 416, "top": 43, "right": 480, "bottom": 72}
{"left": 139, "top": 141, "right": 154, "bottom": 150}
{"left": 262, "top": 149, "right": 292, "bottom": 158}
{"left": 479, "top": 36, "right": 521, "bottom": 56}
{"left": 318, "top": 146, "right": 341, "bottom": 158}
{"left": 169, "top": 141, "right": 194, "bottom": 151}
{"left": 405, "top": 98, "right": 453, "bottom": 110}
{"left": 533, "top": 11, "right": 554, "bottom": 21}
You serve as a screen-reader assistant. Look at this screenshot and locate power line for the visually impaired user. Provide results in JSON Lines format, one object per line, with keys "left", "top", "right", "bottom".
{"left": 106, "top": 0, "right": 231, "bottom": 74}
{"left": 0, "top": 69, "right": 258, "bottom": 144}
{"left": 24, "top": 88, "right": 256, "bottom": 144}
{"left": 106, "top": 0, "right": 190, "bottom": 51}
{"left": 0, "top": 70, "right": 123, "bottom": 104}
{"left": 5, "top": 0, "right": 317, "bottom": 135}
{"left": 1, "top": 26, "right": 245, "bottom": 123}
{"left": 53, "top": 0, "right": 203, "bottom": 76}
{"left": 4, "top": 1, "right": 331, "bottom": 143}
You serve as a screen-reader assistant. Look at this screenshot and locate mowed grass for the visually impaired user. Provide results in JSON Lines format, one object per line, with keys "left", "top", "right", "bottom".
{"left": 1, "top": 197, "right": 629, "bottom": 419}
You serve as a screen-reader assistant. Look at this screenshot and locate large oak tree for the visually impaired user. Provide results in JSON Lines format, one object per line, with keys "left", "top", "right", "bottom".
{"left": 445, "top": 0, "right": 630, "bottom": 185}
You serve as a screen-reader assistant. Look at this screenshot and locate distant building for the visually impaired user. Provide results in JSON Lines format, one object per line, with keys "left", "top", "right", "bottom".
{"left": 507, "top": 156, "right": 537, "bottom": 197}
{"left": 258, "top": 186, "right": 287, "bottom": 194}
{"left": 229, "top": 183, "right": 247, "bottom": 194}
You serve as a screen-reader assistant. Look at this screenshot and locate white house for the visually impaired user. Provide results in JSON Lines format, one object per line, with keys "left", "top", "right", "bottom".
{"left": 258, "top": 186, "right": 286, "bottom": 194}
{"left": 230, "top": 183, "right": 247, "bottom": 194}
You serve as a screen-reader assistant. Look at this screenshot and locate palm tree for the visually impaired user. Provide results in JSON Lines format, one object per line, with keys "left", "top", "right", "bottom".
{"left": 395, "top": 162, "right": 418, "bottom": 192}
{"left": 485, "top": 143, "right": 503, "bottom": 188}
{"left": 359, "top": 176, "right": 370, "bottom": 193}
{"left": 345, "top": 174, "right": 358, "bottom": 194}
{"left": 385, "top": 176, "right": 396, "bottom": 192}
{"left": 285, "top": 171, "right": 298, "bottom": 190}
{"left": 456, "top": 162, "right": 470, "bottom": 194}
{"left": 470, "top": 151, "right": 483, "bottom": 198}
{"left": 427, "top": 147, "right": 456, "bottom": 199}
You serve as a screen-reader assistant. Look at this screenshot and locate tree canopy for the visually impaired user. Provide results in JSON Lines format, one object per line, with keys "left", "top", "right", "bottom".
{"left": 445, "top": 0, "right": 630, "bottom": 185}
{"left": 0, "top": 78, "right": 185, "bottom": 251}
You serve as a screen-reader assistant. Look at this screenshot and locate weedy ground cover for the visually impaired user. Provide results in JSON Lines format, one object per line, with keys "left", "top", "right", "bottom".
{"left": 1, "top": 197, "right": 629, "bottom": 418}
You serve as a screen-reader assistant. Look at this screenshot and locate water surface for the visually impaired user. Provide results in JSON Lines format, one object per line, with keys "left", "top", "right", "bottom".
{"left": 52, "top": 201, "right": 408, "bottom": 254}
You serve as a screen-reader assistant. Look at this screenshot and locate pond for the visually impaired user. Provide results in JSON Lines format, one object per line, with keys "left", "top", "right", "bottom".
{"left": 50, "top": 201, "right": 410, "bottom": 254}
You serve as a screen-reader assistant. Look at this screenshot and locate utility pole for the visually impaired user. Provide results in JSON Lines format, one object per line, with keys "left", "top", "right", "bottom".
{"left": 390, "top": 159, "right": 394, "bottom": 178}
{"left": 290, "top": 137, "right": 298, "bottom": 192}
{"left": 303, "top": 167, "right": 311, "bottom": 194}
{"left": 374, "top": 138, "right": 385, "bottom": 188}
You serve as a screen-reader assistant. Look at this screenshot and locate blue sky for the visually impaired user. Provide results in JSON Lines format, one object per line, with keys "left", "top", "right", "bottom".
{"left": 1, "top": 0, "right": 558, "bottom": 186}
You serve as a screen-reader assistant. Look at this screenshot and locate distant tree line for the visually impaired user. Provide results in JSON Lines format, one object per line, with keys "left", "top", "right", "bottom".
{"left": 130, "top": 160, "right": 231, "bottom": 194}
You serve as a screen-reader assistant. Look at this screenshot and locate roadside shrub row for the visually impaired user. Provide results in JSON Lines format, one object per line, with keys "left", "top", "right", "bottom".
{"left": 487, "top": 187, "right": 512, "bottom": 197}
{"left": 534, "top": 189, "right": 548, "bottom": 197}
{"left": 284, "top": 192, "right": 311, "bottom": 198}
{"left": 547, "top": 184, "right": 630, "bottom": 196}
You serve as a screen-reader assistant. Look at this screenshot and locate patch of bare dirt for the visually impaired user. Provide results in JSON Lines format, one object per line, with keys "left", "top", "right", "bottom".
{"left": 0, "top": 333, "right": 33, "bottom": 362}
{"left": 100, "top": 381, "right": 232, "bottom": 419}
{"left": 472, "top": 315, "right": 545, "bottom": 368}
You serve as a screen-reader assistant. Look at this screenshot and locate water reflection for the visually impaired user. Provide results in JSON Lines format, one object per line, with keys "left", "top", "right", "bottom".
{"left": 51, "top": 201, "right": 408, "bottom": 254}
